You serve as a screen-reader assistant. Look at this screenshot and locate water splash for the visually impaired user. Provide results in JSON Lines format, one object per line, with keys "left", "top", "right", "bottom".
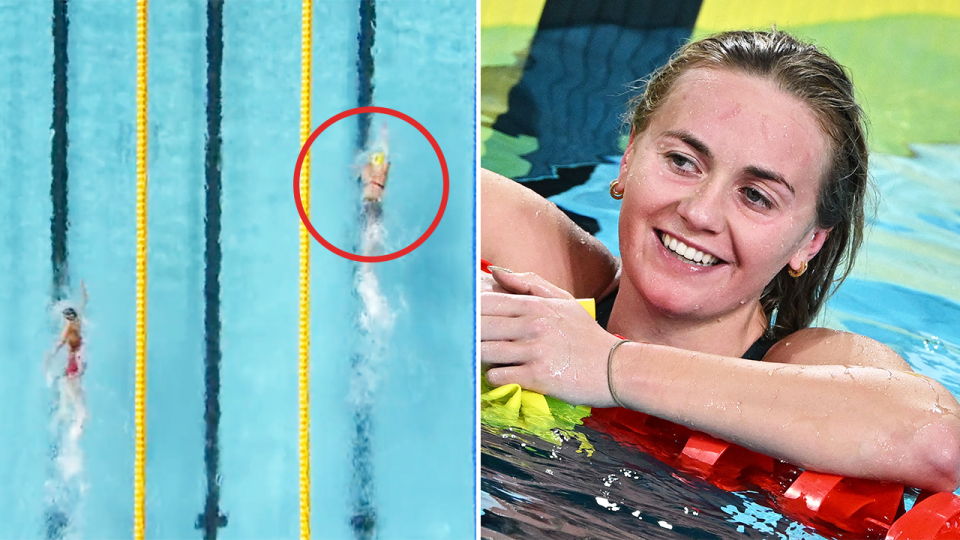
{"left": 351, "top": 213, "right": 396, "bottom": 406}
{"left": 43, "top": 379, "right": 86, "bottom": 540}
{"left": 43, "top": 298, "right": 87, "bottom": 540}
{"left": 350, "top": 197, "right": 395, "bottom": 540}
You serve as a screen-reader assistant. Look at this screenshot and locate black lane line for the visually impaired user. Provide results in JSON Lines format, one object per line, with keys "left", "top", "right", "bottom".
{"left": 352, "top": 1, "right": 377, "bottom": 537}
{"left": 51, "top": 0, "right": 69, "bottom": 302}
{"left": 45, "top": 1, "right": 70, "bottom": 538}
{"left": 356, "top": 0, "right": 376, "bottom": 150}
{"left": 350, "top": 385, "right": 376, "bottom": 538}
{"left": 195, "top": 0, "right": 228, "bottom": 536}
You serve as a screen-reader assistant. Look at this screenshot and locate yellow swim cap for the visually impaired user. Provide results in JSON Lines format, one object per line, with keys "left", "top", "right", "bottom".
{"left": 370, "top": 152, "right": 385, "bottom": 166}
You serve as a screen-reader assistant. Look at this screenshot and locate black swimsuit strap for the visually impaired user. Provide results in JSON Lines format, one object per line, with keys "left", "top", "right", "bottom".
{"left": 741, "top": 335, "right": 778, "bottom": 360}
{"left": 595, "top": 286, "right": 617, "bottom": 330}
{"left": 595, "top": 287, "right": 777, "bottom": 360}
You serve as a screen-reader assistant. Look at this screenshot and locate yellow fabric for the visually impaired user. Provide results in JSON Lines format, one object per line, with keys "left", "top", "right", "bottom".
{"left": 694, "top": 0, "right": 960, "bottom": 31}
{"left": 480, "top": 298, "right": 597, "bottom": 455}
{"left": 480, "top": 0, "right": 546, "bottom": 29}
{"left": 578, "top": 298, "right": 595, "bottom": 320}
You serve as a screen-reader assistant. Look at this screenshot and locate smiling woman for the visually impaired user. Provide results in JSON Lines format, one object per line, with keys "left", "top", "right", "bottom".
{"left": 613, "top": 68, "right": 832, "bottom": 350}
{"left": 480, "top": 30, "right": 960, "bottom": 493}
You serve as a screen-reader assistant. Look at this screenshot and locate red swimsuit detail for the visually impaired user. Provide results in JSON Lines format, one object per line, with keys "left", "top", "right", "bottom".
{"left": 65, "top": 337, "right": 82, "bottom": 378}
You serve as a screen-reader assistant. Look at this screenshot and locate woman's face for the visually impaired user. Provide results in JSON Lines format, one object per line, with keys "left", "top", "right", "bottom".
{"left": 618, "top": 67, "right": 832, "bottom": 321}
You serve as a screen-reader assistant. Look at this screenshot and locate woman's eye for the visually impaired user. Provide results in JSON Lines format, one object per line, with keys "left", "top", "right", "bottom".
{"left": 742, "top": 187, "right": 773, "bottom": 209}
{"left": 668, "top": 153, "right": 697, "bottom": 173}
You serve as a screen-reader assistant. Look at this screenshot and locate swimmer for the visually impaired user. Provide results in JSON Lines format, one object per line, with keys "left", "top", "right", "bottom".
{"left": 45, "top": 281, "right": 88, "bottom": 433}
{"left": 481, "top": 30, "right": 960, "bottom": 493}
{"left": 361, "top": 121, "right": 390, "bottom": 204}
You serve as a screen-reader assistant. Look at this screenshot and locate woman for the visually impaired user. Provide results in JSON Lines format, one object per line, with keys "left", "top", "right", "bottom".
{"left": 480, "top": 30, "right": 960, "bottom": 493}
{"left": 46, "top": 281, "right": 89, "bottom": 433}
{"left": 361, "top": 121, "right": 390, "bottom": 204}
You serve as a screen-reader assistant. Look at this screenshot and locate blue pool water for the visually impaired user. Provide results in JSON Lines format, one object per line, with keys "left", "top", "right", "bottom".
{"left": 0, "top": 1, "right": 475, "bottom": 539}
{"left": 481, "top": 143, "right": 960, "bottom": 538}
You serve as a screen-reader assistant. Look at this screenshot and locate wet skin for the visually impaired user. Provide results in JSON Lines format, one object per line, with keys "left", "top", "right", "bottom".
{"left": 362, "top": 154, "right": 389, "bottom": 202}
{"left": 612, "top": 67, "right": 830, "bottom": 351}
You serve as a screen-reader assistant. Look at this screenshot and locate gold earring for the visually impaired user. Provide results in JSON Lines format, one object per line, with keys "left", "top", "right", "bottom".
{"left": 610, "top": 180, "right": 624, "bottom": 200}
{"left": 788, "top": 261, "right": 807, "bottom": 278}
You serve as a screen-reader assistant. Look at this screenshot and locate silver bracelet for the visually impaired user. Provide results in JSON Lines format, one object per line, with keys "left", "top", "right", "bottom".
{"left": 607, "top": 339, "right": 631, "bottom": 408}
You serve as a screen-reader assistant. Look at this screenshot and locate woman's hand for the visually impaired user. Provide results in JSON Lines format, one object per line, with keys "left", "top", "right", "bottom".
{"left": 481, "top": 268, "right": 622, "bottom": 407}
{"left": 479, "top": 271, "right": 508, "bottom": 294}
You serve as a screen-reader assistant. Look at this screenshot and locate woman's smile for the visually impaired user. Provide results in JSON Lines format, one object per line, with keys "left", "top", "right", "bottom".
{"left": 657, "top": 230, "right": 723, "bottom": 267}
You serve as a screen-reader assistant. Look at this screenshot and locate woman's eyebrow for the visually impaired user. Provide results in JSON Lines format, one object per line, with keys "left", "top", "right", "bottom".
{"left": 744, "top": 165, "right": 795, "bottom": 195}
{"left": 663, "top": 129, "right": 712, "bottom": 159}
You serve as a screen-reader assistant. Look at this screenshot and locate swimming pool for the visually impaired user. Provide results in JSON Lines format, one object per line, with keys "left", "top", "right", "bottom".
{"left": 0, "top": 1, "right": 475, "bottom": 539}
{"left": 479, "top": 2, "right": 960, "bottom": 539}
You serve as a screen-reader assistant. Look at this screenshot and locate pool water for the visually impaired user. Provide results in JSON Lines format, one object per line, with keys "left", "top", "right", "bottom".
{"left": 0, "top": 1, "right": 475, "bottom": 539}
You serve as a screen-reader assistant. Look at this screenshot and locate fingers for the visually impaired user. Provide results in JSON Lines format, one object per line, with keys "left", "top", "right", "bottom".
{"left": 489, "top": 267, "right": 573, "bottom": 300}
{"left": 480, "top": 313, "right": 535, "bottom": 342}
{"left": 479, "top": 273, "right": 509, "bottom": 294}
{"left": 480, "top": 294, "right": 551, "bottom": 369}
{"left": 481, "top": 291, "right": 539, "bottom": 317}
{"left": 480, "top": 341, "right": 528, "bottom": 365}
{"left": 484, "top": 364, "right": 528, "bottom": 388}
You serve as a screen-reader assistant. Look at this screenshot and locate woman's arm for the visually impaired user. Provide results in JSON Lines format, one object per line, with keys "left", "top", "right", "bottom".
{"left": 611, "top": 334, "right": 960, "bottom": 492}
{"left": 45, "top": 327, "right": 68, "bottom": 377}
{"left": 53, "top": 325, "right": 68, "bottom": 354}
{"left": 481, "top": 168, "right": 618, "bottom": 300}
{"left": 481, "top": 270, "right": 960, "bottom": 493}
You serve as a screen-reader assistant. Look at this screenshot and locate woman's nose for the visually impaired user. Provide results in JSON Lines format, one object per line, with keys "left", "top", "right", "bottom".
{"left": 676, "top": 180, "right": 725, "bottom": 234}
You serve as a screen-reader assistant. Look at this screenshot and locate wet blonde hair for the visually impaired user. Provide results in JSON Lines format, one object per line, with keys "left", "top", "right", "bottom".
{"left": 628, "top": 30, "right": 868, "bottom": 339}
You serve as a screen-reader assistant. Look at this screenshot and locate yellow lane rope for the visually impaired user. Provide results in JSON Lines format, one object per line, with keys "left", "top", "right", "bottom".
{"left": 134, "top": 0, "right": 148, "bottom": 538}
{"left": 299, "top": 0, "right": 313, "bottom": 538}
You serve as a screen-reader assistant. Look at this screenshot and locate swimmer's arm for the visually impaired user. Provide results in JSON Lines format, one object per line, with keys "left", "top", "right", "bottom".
{"left": 480, "top": 168, "right": 617, "bottom": 300}
{"left": 607, "top": 331, "right": 960, "bottom": 492}
{"left": 53, "top": 325, "right": 69, "bottom": 353}
{"left": 45, "top": 328, "right": 68, "bottom": 373}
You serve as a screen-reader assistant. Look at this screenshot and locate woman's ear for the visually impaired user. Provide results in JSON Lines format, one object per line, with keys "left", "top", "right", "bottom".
{"left": 619, "top": 129, "right": 637, "bottom": 176}
{"left": 789, "top": 227, "right": 832, "bottom": 272}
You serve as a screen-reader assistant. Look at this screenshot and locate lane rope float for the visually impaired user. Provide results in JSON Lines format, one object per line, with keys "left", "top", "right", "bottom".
{"left": 298, "top": 0, "right": 313, "bottom": 538}
{"left": 134, "top": 0, "right": 149, "bottom": 537}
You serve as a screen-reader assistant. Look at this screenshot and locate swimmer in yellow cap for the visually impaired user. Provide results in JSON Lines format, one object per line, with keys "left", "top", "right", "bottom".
{"left": 361, "top": 122, "right": 390, "bottom": 203}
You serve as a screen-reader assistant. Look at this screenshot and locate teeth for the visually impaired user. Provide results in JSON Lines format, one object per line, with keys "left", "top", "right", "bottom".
{"left": 660, "top": 232, "right": 719, "bottom": 266}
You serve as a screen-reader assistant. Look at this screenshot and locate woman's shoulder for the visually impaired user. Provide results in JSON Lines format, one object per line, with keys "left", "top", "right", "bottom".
{"left": 761, "top": 327, "right": 912, "bottom": 370}
{"left": 480, "top": 168, "right": 618, "bottom": 299}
